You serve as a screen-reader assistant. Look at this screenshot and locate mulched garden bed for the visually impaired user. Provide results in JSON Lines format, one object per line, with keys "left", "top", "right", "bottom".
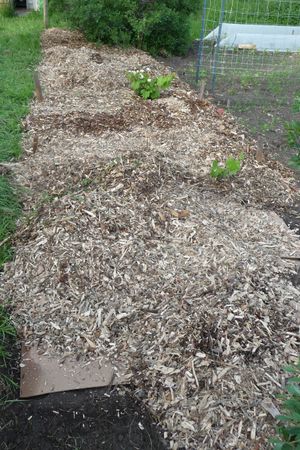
{"left": 0, "top": 29, "right": 299, "bottom": 450}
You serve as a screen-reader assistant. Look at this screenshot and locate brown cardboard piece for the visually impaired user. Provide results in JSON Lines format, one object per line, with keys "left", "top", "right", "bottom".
{"left": 20, "top": 346, "right": 127, "bottom": 398}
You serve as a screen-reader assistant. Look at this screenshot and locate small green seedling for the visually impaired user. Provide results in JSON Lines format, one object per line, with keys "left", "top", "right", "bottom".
{"left": 210, "top": 153, "right": 244, "bottom": 180}
{"left": 270, "top": 360, "right": 300, "bottom": 450}
{"left": 127, "top": 70, "right": 175, "bottom": 100}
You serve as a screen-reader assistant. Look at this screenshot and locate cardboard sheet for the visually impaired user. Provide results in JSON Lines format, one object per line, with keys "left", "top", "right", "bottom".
{"left": 20, "top": 346, "right": 127, "bottom": 398}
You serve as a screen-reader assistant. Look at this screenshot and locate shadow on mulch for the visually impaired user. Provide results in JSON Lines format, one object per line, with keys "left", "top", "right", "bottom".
{"left": 0, "top": 386, "right": 168, "bottom": 450}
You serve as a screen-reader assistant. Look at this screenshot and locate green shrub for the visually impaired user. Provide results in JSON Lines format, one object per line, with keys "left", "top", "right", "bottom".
{"left": 67, "top": 0, "right": 137, "bottom": 46}
{"left": 49, "top": 0, "right": 198, "bottom": 55}
{"left": 48, "top": 0, "right": 69, "bottom": 15}
{"left": 135, "top": 4, "right": 190, "bottom": 55}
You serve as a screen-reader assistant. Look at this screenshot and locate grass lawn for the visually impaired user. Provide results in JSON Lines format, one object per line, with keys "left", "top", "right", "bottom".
{"left": 0, "top": 12, "right": 42, "bottom": 392}
{"left": 0, "top": 12, "right": 42, "bottom": 266}
{"left": 189, "top": 0, "right": 300, "bottom": 40}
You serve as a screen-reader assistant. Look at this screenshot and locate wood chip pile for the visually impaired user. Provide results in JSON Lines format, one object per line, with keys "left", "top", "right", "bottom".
{"left": 1, "top": 29, "right": 300, "bottom": 449}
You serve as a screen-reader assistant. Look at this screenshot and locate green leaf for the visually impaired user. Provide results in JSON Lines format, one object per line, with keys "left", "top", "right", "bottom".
{"left": 225, "top": 157, "right": 241, "bottom": 175}
{"left": 286, "top": 384, "right": 300, "bottom": 396}
{"left": 156, "top": 74, "right": 174, "bottom": 89}
{"left": 210, "top": 160, "right": 225, "bottom": 179}
{"left": 131, "top": 80, "right": 141, "bottom": 91}
{"left": 141, "top": 89, "right": 151, "bottom": 99}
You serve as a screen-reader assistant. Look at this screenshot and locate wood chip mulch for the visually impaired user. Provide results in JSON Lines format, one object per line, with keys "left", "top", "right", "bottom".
{"left": 1, "top": 29, "right": 299, "bottom": 450}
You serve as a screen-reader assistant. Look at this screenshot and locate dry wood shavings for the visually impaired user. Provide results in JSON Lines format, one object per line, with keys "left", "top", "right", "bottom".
{"left": 1, "top": 28, "right": 300, "bottom": 450}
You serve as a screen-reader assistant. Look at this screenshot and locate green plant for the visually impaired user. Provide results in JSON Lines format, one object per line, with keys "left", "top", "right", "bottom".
{"left": 0, "top": 13, "right": 42, "bottom": 266}
{"left": 210, "top": 153, "right": 244, "bottom": 180}
{"left": 0, "top": 305, "right": 17, "bottom": 400}
{"left": 285, "top": 93, "right": 300, "bottom": 169}
{"left": 49, "top": 0, "right": 198, "bottom": 55}
{"left": 293, "top": 96, "right": 300, "bottom": 114}
{"left": 270, "top": 360, "right": 300, "bottom": 450}
{"left": 0, "top": 306, "right": 15, "bottom": 360}
{"left": 0, "top": 2, "right": 14, "bottom": 18}
{"left": 127, "top": 70, "right": 175, "bottom": 100}
{"left": 286, "top": 121, "right": 300, "bottom": 149}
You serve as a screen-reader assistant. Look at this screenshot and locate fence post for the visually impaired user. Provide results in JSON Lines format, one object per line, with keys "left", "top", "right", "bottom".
{"left": 195, "top": 0, "right": 208, "bottom": 85}
{"left": 44, "top": 0, "right": 49, "bottom": 29}
{"left": 211, "top": 0, "right": 226, "bottom": 92}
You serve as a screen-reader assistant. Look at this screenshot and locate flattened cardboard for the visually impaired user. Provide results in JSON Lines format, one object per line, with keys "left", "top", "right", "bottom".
{"left": 20, "top": 346, "right": 127, "bottom": 398}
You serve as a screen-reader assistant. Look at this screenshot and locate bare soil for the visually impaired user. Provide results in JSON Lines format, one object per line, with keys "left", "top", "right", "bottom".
{"left": 0, "top": 386, "right": 167, "bottom": 450}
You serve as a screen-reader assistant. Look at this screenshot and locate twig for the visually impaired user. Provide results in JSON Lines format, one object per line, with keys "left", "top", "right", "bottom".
{"left": 281, "top": 256, "right": 300, "bottom": 261}
{"left": 192, "top": 358, "right": 200, "bottom": 390}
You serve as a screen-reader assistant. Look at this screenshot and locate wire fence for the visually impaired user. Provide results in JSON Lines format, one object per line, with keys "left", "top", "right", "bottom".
{"left": 193, "top": 0, "right": 300, "bottom": 90}
{"left": 162, "top": 1, "right": 300, "bottom": 168}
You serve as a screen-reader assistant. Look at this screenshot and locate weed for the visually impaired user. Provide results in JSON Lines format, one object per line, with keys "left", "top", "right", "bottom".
{"left": 270, "top": 360, "right": 300, "bottom": 450}
{"left": 293, "top": 95, "right": 300, "bottom": 113}
{"left": 0, "top": 177, "right": 21, "bottom": 265}
{"left": 0, "top": 305, "right": 17, "bottom": 396}
{"left": 210, "top": 153, "right": 244, "bottom": 180}
{"left": 127, "top": 70, "right": 175, "bottom": 100}
{"left": 285, "top": 93, "right": 300, "bottom": 169}
{"left": 260, "top": 117, "right": 277, "bottom": 133}
{"left": 286, "top": 121, "right": 300, "bottom": 149}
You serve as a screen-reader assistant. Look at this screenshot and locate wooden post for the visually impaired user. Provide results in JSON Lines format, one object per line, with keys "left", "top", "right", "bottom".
{"left": 43, "top": 0, "right": 49, "bottom": 29}
{"left": 33, "top": 72, "right": 44, "bottom": 102}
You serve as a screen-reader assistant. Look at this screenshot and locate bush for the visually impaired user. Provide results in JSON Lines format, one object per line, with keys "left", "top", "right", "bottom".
{"left": 135, "top": 4, "right": 190, "bottom": 55}
{"left": 49, "top": 0, "right": 197, "bottom": 55}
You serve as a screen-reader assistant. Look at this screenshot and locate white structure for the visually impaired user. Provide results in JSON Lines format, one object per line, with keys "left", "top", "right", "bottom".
{"left": 205, "top": 23, "right": 300, "bottom": 52}
{"left": 26, "top": 0, "right": 39, "bottom": 10}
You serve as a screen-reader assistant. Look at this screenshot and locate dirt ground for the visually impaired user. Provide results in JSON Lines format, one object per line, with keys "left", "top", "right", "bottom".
{"left": 0, "top": 387, "right": 167, "bottom": 450}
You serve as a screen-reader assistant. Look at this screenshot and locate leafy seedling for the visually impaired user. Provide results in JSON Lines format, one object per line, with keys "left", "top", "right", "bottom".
{"left": 127, "top": 71, "right": 175, "bottom": 100}
{"left": 210, "top": 153, "right": 244, "bottom": 180}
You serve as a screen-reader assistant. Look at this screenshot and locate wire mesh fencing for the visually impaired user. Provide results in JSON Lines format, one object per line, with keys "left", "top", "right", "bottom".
{"left": 194, "top": 0, "right": 300, "bottom": 90}
{"left": 164, "top": 1, "right": 300, "bottom": 168}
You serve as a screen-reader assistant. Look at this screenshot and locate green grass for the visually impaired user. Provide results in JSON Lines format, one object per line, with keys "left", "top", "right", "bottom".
{"left": 0, "top": 305, "right": 16, "bottom": 362}
{"left": 0, "top": 177, "right": 21, "bottom": 265}
{"left": 0, "top": 303, "right": 17, "bottom": 399}
{"left": 0, "top": 12, "right": 43, "bottom": 266}
{"left": 190, "top": 0, "right": 300, "bottom": 40}
{"left": 0, "top": 13, "right": 43, "bottom": 161}
{"left": 0, "top": 11, "right": 42, "bottom": 396}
